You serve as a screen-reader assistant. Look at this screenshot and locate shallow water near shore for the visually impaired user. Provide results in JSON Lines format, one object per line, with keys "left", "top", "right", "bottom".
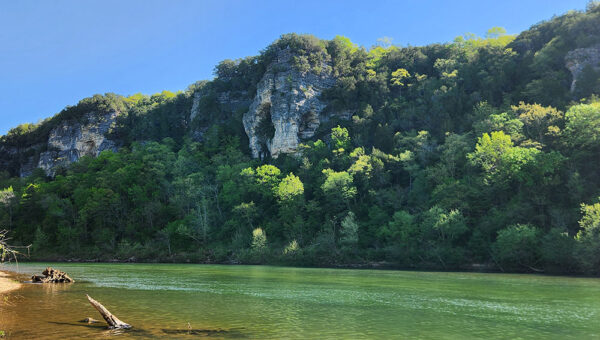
{"left": 1, "top": 263, "right": 599, "bottom": 339}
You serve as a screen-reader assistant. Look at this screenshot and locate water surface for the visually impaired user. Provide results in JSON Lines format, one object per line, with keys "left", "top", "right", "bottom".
{"left": 1, "top": 263, "right": 599, "bottom": 339}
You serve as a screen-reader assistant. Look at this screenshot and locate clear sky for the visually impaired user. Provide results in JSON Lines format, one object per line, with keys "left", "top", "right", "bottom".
{"left": 0, "top": 0, "right": 590, "bottom": 135}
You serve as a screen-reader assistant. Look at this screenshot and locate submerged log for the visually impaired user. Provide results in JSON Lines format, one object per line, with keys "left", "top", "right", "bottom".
{"left": 31, "top": 267, "right": 74, "bottom": 283}
{"left": 79, "top": 317, "right": 101, "bottom": 324}
{"left": 86, "top": 294, "right": 131, "bottom": 329}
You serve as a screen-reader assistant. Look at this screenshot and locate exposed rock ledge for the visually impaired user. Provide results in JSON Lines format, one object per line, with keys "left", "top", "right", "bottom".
{"left": 242, "top": 48, "right": 337, "bottom": 159}
{"left": 38, "top": 111, "right": 119, "bottom": 176}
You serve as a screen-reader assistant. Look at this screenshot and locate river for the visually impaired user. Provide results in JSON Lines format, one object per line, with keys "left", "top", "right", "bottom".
{"left": 0, "top": 263, "right": 599, "bottom": 339}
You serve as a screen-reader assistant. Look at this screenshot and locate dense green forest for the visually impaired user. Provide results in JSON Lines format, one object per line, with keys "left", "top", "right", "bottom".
{"left": 1, "top": 4, "right": 600, "bottom": 274}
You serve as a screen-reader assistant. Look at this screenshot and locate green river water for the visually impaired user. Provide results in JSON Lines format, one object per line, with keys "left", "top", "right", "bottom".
{"left": 0, "top": 263, "right": 599, "bottom": 339}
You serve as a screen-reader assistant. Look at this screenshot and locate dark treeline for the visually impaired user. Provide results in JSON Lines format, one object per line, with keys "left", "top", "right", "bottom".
{"left": 1, "top": 4, "right": 600, "bottom": 274}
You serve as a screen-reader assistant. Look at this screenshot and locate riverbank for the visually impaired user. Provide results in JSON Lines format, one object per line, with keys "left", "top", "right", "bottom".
{"left": 15, "top": 257, "right": 531, "bottom": 276}
{"left": 23, "top": 256, "right": 479, "bottom": 271}
{"left": 21, "top": 250, "right": 588, "bottom": 276}
{"left": 0, "top": 270, "right": 21, "bottom": 294}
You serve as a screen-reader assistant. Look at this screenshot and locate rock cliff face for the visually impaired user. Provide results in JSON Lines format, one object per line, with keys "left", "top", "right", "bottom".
{"left": 38, "top": 112, "right": 119, "bottom": 176}
{"left": 2, "top": 49, "right": 345, "bottom": 175}
{"left": 0, "top": 143, "right": 45, "bottom": 178}
{"left": 0, "top": 111, "right": 120, "bottom": 177}
{"left": 242, "top": 49, "right": 336, "bottom": 159}
{"left": 565, "top": 44, "right": 600, "bottom": 92}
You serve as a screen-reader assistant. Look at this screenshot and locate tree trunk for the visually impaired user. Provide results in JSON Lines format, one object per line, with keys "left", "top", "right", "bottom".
{"left": 86, "top": 295, "right": 131, "bottom": 329}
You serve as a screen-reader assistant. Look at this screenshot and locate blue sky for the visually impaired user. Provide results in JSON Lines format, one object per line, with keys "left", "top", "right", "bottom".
{"left": 0, "top": 0, "right": 590, "bottom": 135}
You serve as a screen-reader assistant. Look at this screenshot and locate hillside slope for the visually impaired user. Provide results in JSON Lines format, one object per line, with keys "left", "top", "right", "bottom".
{"left": 1, "top": 4, "right": 600, "bottom": 274}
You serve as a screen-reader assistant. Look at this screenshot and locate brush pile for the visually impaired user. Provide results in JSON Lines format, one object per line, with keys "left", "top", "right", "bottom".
{"left": 31, "top": 267, "right": 74, "bottom": 283}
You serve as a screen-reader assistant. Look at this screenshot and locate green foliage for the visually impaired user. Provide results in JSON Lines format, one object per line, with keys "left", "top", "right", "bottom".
{"left": 331, "top": 125, "right": 351, "bottom": 152}
{"left": 453, "top": 27, "right": 516, "bottom": 50}
{"left": 379, "top": 210, "right": 416, "bottom": 245}
{"left": 321, "top": 169, "right": 356, "bottom": 203}
{"left": 574, "top": 64, "right": 600, "bottom": 99}
{"left": 332, "top": 35, "right": 358, "bottom": 54}
{"left": 252, "top": 228, "right": 267, "bottom": 250}
{"left": 512, "top": 102, "right": 563, "bottom": 146}
{"left": 474, "top": 111, "right": 525, "bottom": 143}
{"left": 422, "top": 207, "right": 468, "bottom": 242}
{"left": 262, "top": 33, "right": 328, "bottom": 73}
{"left": 390, "top": 68, "right": 411, "bottom": 87}
{"left": 283, "top": 239, "right": 300, "bottom": 255}
{"left": 276, "top": 173, "right": 304, "bottom": 201}
{"left": 420, "top": 207, "right": 468, "bottom": 268}
{"left": 340, "top": 212, "right": 359, "bottom": 246}
{"left": 574, "top": 200, "right": 600, "bottom": 273}
{"left": 0, "top": 186, "right": 16, "bottom": 228}
{"left": 469, "top": 131, "right": 540, "bottom": 183}
{"left": 492, "top": 224, "right": 541, "bottom": 272}
{"left": 563, "top": 102, "right": 600, "bottom": 150}
{"left": 541, "top": 228, "right": 576, "bottom": 273}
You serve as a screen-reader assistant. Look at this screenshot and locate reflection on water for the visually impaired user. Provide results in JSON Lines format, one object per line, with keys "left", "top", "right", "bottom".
{"left": 37, "top": 281, "right": 74, "bottom": 294}
{"left": 1, "top": 263, "right": 600, "bottom": 339}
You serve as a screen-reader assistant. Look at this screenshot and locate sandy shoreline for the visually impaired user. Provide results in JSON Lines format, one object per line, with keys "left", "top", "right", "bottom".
{"left": 0, "top": 270, "right": 21, "bottom": 294}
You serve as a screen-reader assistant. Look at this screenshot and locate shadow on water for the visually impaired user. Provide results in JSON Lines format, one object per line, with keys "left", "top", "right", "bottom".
{"left": 47, "top": 321, "right": 247, "bottom": 338}
{"left": 47, "top": 321, "right": 158, "bottom": 338}
{"left": 161, "top": 328, "right": 247, "bottom": 338}
{"left": 47, "top": 321, "right": 107, "bottom": 329}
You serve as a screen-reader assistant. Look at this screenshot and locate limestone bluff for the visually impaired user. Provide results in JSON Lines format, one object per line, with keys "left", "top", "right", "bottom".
{"left": 1, "top": 31, "right": 599, "bottom": 177}
{"left": 0, "top": 44, "right": 347, "bottom": 177}
{"left": 192, "top": 47, "right": 345, "bottom": 160}
{"left": 0, "top": 111, "right": 119, "bottom": 177}
{"left": 241, "top": 48, "right": 338, "bottom": 159}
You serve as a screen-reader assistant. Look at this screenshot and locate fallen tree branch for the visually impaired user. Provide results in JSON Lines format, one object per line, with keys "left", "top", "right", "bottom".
{"left": 86, "top": 295, "right": 131, "bottom": 329}
{"left": 0, "top": 229, "right": 30, "bottom": 265}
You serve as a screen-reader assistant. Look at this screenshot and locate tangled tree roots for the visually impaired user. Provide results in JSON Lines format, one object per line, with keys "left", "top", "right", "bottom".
{"left": 31, "top": 267, "right": 74, "bottom": 283}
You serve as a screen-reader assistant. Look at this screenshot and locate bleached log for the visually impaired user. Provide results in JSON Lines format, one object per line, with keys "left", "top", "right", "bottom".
{"left": 86, "top": 294, "right": 131, "bottom": 329}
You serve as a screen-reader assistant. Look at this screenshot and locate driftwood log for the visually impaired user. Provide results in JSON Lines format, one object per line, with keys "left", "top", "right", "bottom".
{"left": 31, "top": 267, "right": 74, "bottom": 283}
{"left": 86, "top": 294, "right": 131, "bottom": 329}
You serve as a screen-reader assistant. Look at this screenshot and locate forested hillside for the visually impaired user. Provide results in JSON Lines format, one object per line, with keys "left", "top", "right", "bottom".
{"left": 1, "top": 4, "right": 600, "bottom": 274}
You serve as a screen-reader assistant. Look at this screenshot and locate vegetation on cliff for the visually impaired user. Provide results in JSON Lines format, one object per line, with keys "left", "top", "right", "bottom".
{"left": 1, "top": 4, "right": 600, "bottom": 274}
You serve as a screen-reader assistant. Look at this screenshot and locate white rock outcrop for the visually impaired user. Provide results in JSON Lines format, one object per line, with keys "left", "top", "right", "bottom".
{"left": 38, "top": 112, "right": 119, "bottom": 175}
{"left": 242, "top": 49, "right": 336, "bottom": 159}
